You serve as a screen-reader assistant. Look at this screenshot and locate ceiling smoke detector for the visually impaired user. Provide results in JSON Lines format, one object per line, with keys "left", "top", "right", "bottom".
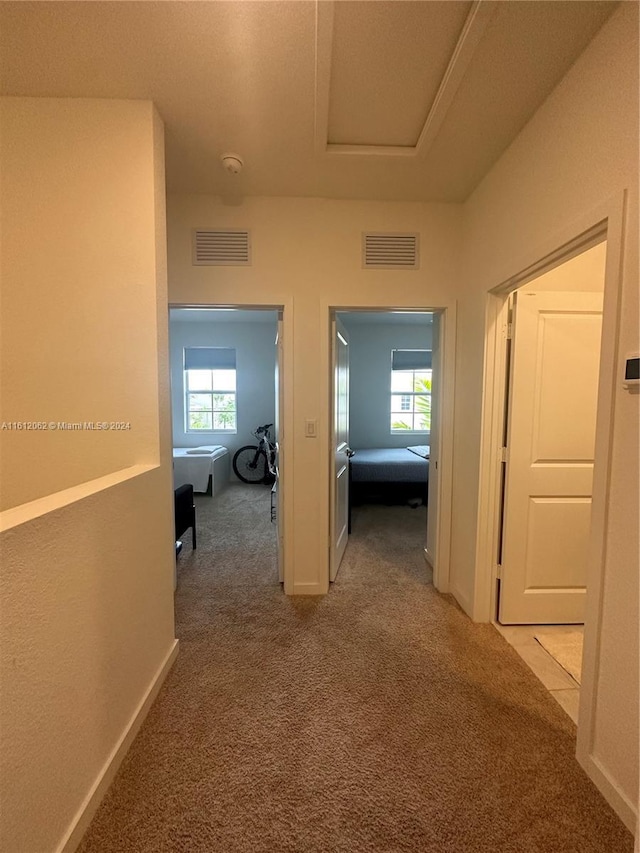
{"left": 221, "top": 153, "right": 244, "bottom": 175}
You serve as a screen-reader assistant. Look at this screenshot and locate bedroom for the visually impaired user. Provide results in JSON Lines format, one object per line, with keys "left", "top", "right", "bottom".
{"left": 331, "top": 310, "right": 438, "bottom": 583}
{"left": 169, "top": 307, "right": 281, "bottom": 580}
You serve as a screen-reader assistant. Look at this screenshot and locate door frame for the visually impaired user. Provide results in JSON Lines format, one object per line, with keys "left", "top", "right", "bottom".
{"left": 474, "top": 191, "right": 633, "bottom": 829}
{"left": 327, "top": 304, "right": 456, "bottom": 594}
{"left": 168, "top": 301, "right": 293, "bottom": 592}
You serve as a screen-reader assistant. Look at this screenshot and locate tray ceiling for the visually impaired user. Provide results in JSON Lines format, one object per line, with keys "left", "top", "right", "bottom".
{"left": 327, "top": 1, "right": 473, "bottom": 148}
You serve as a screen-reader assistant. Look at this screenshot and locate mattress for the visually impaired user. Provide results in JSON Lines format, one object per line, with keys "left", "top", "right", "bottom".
{"left": 350, "top": 447, "right": 429, "bottom": 483}
{"left": 173, "top": 446, "right": 229, "bottom": 493}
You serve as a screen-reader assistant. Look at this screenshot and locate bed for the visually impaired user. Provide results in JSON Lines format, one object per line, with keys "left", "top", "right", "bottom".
{"left": 349, "top": 446, "right": 429, "bottom": 519}
{"left": 172, "top": 446, "right": 230, "bottom": 495}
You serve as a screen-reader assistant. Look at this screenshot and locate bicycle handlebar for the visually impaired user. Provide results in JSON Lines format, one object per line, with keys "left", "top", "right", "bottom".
{"left": 253, "top": 424, "right": 274, "bottom": 443}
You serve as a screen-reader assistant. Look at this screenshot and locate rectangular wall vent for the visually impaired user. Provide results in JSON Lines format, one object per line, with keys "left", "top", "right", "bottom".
{"left": 192, "top": 229, "right": 251, "bottom": 266}
{"left": 363, "top": 232, "right": 419, "bottom": 270}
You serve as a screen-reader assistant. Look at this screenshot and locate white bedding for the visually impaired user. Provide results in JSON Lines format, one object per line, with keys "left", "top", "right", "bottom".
{"left": 406, "top": 445, "right": 430, "bottom": 459}
{"left": 173, "top": 446, "right": 229, "bottom": 492}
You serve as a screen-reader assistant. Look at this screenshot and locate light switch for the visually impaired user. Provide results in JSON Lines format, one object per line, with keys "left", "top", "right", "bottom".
{"left": 305, "top": 419, "right": 317, "bottom": 438}
{"left": 623, "top": 353, "right": 640, "bottom": 388}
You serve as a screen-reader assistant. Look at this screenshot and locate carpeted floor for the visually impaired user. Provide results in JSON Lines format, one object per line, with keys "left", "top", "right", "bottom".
{"left": 78, "top": 485, "right": 632, "bottom": 852}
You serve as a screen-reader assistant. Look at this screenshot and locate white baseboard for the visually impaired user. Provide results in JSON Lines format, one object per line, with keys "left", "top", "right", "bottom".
{"left": 577, "top": 751, "right": 637, "bottom": 835}
{"left": 451, "top": 584, "right": 474, "bottom": 619}
{"left": 424, "top": 547, "right": 434, "bottom": 568}
{"left": 57, "top": 639, "right": 180, "bottom": 853}
{"left": 291, "top": 581, "right": 327, "bottom": 595}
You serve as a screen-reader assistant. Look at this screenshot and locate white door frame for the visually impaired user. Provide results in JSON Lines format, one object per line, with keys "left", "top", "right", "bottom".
{"left": 473, "top": 192, "right": 633, "bottom": 829}
{"left": 327, "top": 305, "right": 456, "bottom": 595}
{"left": 168, "top": 301, "right": 293, "bottom": 592}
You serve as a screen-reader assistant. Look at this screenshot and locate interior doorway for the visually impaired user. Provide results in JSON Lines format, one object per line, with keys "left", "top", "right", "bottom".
{"left": 168, "top": 305, "right": 284, "bottom": 583}
{"left": 484, "top": 240, "right": 607, "bottom": 721}
{"left": 495, "top": 242, "right": 606, "bottom": 627}
{"left": 329, "top": 307, "right": 450, "bottom": 589}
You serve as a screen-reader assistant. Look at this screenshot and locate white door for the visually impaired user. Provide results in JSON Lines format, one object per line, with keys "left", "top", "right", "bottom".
{"left": 274, "top": 313, "right": 284, "bottom": 583}
{"left": 425, "top": 312, "right": 440, "bottom": 565}
{"left": 330, "top": 315, "right": 350, "bottom": 582}
{"left": 499, "top": 291, "right": 603, "bottom": 624}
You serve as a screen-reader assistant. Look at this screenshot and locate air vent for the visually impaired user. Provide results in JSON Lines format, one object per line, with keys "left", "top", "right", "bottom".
{"left": 363, "top": 233, "right": 419, "bottom": 270}
{"left": 192, "top": 229, "right": 251, "bottom": 266}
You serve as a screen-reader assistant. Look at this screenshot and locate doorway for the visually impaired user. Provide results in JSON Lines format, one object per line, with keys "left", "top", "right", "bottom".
{"left": 168, "top": 305, "right": 285, "bottom": 584}
{"left": 329, "top": 307, "right": 453, "bottom": 591}
{"left": 495, "top": 242, "right": 606, "bottom": 626}
{"left": 485, "top": 240, "right": 607, "bottom": 720}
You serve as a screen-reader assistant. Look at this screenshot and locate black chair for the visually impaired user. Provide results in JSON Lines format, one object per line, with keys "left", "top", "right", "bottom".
{"left": 174, "top": 484, "right": 196, "bottom": 552}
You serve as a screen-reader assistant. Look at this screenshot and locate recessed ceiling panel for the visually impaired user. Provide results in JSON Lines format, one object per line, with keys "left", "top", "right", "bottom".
{"left": 328, "top": 0, "right": 472, "bottom": 147}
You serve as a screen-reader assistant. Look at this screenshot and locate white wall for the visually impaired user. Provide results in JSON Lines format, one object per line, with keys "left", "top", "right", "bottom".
{"left": 169, "top": 317, "right": 278, "bottom": 463}
{"left": 0, "top": 98, "right": 176, "bottom": 853}
{"left": 167, "top": 196, "right": 461, "bottom": 595}
{"left": 520, "top": 242, "right": 606, "bottom": 293}
{"left": 341, "top": 319, "right": 433, "bottom": 448}
{"left": 459, "top": 3, "right": 638, "bottom": 831}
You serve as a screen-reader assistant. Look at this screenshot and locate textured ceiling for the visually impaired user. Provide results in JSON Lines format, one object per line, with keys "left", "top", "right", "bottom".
{"left": 0, "top": 1, "right": 618, "bottom": 202}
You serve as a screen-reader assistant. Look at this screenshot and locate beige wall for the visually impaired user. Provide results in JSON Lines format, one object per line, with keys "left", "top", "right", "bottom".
{"left": 0, "top": 99, "right": 164, "bottom": 511}
{"left": 167, "top": 195, "right": 462, "bottom": 594}
{"left": 520, "top": 242, "right": 606, "bottom": 293}
{"left": 0, "top": 99, "right": 176, "bottom": 853}
{"left": 460, "top": 2, "right": 638, "bottom": 829}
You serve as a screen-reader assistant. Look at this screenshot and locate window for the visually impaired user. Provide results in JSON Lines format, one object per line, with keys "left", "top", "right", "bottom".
{"left": 390, "top": 349, "right": 432, "bottom": 433}
{"left": 184, "top": 347, "right": 237, "bottom": 432}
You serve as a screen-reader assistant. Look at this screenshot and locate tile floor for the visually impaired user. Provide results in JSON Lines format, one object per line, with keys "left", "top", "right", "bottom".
{"left": 493, "top": 623, "right": 584, "bottom": 724}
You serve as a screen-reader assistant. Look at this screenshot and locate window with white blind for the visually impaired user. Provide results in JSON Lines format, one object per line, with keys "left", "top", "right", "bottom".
{"left": 390, "top": 349, "right": 432, "bottom": 433}
{"left": 184, "top": 347, "right": 237, "bottom": 432}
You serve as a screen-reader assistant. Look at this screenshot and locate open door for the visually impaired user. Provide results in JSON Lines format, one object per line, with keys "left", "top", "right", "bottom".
{"left": 425, "top": 312, "right": 440, "bottom": 566}
{"left": 499, "top": 290, "right": 603, "bottom": 623}
{"left": 274, "top": 312, "right": 284, "bottom": 583}
{"left": 330, "top": 315, "right": 350, "bottom": 582}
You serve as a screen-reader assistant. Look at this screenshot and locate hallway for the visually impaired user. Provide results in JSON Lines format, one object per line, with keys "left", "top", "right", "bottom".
{"left": 78, "top": 486, "right": 631, "bottom": 852}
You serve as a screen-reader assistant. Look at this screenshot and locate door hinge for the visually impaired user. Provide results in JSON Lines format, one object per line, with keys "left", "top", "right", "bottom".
{"left": 506, "top": 322, "right": 513, "bottom": 340}
{"left": 496, "top": 564, "right": 502, "bottom": 579}
{"left": 500, "top": 446, "right": 508, "bottom": 463}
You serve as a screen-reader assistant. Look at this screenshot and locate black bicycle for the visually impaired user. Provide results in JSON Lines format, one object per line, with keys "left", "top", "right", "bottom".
{"left": 232, "top": 423, "right": 277, "bottom": 485}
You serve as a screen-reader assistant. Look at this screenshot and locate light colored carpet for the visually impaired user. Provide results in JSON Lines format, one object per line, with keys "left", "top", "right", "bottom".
{"left": 535, "top": 631, "right": 584, "bottom": 684}
{"left": 77, "top": 485, "right": 631, "bottom": 852}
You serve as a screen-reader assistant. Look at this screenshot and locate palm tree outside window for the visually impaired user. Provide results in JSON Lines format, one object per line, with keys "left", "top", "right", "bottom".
{"left": 390, "top": 349, "right": 432, "bottom": 432}
{"left": 184, "top": 347, "right": 237, "bottom": 432}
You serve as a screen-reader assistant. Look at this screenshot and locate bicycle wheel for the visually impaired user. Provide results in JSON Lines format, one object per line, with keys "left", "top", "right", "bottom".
{"left": 232, "top": 445, "right": 269, "bottom": 484}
